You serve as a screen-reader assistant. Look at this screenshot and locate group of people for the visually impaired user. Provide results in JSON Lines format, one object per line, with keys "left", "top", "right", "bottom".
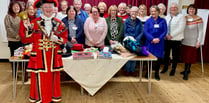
{"left": 4, "top": 0, "right": 203, "bottom": 102}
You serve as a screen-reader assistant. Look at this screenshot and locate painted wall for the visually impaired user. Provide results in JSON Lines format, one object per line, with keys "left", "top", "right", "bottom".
{"left": 0, "top": 1, "right": 10, "bottom": 59}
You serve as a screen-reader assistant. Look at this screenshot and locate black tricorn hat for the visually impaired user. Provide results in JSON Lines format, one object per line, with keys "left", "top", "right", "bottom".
{"left": 34, "top": 0, "right": 58, "bottom": 8}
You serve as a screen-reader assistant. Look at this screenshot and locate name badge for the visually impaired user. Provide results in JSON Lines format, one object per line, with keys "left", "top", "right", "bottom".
{"left": 188, "top": 18, "right": 193, "bottom": 22}
{"left": 154, "top": 24, "right": 159, "bottom": 28}
{"left": 99, "top": 24, "right": 104, "bottom": 27}
{"left": 72, "top": 26, "right": 78, "bottom": 30}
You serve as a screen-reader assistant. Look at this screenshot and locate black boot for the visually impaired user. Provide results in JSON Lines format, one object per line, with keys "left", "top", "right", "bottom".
{"left": 155, "top": 72, "right": 160, "bottom": 81}
{"left": 183, "top": 63, "right": 191, "bottom": 80}
{"left": 160, "top": 67, "right": 168, "bottom": 73}
{"left": 169, "top": 68, "right": 176, "bottom": 76}
{"left": 180, "top": 69, "right": 191, "bottom": 75}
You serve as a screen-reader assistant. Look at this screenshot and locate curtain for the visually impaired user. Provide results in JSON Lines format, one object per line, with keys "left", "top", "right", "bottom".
{"left": 195, "top": 0, "right": 209, "bottom": 62}
{"left": 61, "top": 0, "right": 168, "bottom": 15}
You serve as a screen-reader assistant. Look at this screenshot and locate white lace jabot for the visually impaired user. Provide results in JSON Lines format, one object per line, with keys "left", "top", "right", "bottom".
{"left": 40, "top": 14, "right": 55, "bottom": 36}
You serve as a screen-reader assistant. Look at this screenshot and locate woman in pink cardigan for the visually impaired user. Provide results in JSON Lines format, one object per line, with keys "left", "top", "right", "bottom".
{"left": 84, "top": 6, "right": 107, "bottom": 50}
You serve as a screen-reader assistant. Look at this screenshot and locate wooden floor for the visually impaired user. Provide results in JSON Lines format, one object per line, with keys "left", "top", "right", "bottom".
{"left": 1, "top": 62, "right": 209, "bottom": 103}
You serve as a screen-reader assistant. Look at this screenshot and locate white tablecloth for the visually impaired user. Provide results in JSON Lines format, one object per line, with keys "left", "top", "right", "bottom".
{"left": 63, "top": 54, "right": 129, "bottom": 96}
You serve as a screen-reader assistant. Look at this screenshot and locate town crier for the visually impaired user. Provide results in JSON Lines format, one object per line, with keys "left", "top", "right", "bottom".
{"left": 19, "top": 0, "right": 67, "bottom": 102}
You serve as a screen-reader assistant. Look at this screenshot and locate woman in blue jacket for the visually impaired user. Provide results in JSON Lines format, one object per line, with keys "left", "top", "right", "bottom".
{"left": 123, "top": 6, "right": 143, "bottom": 76}
{"left": 144, "top": 6, "right": 167, "bottom": 80}
{"left": 62, "top": 6, "right": 84, "bottom": 50}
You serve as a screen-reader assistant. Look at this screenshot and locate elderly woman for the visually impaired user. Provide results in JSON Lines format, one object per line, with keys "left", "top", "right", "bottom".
{"left": 137, "top": 4, "right": 150, "bottom": 25}
{"left": 62, "top": 6, "right": 84, "bottom": 50}
{"left": 73, "top": 0, "right": 88, "bottom": 23}
{"left": 98, "top": 2, "right": 109, "bottom": 18}
{"left": 158, "top": 3, "right": 166, "bottom": 18}
{"left": 180, "top": 4, "right": 203, "bottom": 80}
{"left": 117, "top": 2, "right": 129, "bottom": 22}
{"left": 19, "top": 4, "right": 36, "bottom": 45}
{"left": 123, "top": 6, "right": 143, "bottom": 76}
{"left": 84, "top": 6, "right": 107, "bottom": 50}
{"left": 161, "top": 3, "right": 186, "bottom": 76}
{"left": 144, "top": 6, "right": 167, "bottom": 80}
{"left": 18, "top": 4, "right": 36, "bottom": 82}
{"left": 84, "top": 3, "right": 91, "bottom": 15}
{"left": 22, "top": 0, "right": 67, "bottom": 102}
{"left": 105, "top": 5, "right": 123, "bottom": 45}
{"left": 56, "top": 0, "right": 68, "bottom": 20}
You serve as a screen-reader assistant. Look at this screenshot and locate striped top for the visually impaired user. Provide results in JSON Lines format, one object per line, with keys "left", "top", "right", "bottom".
{"left": 182, "top": 15, "right": 203, "bottom": 47}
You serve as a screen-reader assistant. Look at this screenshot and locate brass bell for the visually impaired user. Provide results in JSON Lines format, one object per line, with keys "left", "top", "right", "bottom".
{"left": 18, "top": 11, "right": 28, "bottom": 20}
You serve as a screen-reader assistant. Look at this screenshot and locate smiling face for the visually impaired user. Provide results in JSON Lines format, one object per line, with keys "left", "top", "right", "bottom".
{"left": 74, "top": 1, "right": 81, "bottom": 12}
{"left": 12, "top": 3, "right": 20, "bottom": 14}
{"left": 159, "top": 6, "right": 165, "bottom": 15}
{"left": 169, "top": 4, "right": 178, "bottom": 16}
{"left": 139, "top": 7, "right": 146, "bottom": 16}
{"left": 150, "top": 7, "right": 159, "bottom": 18}
{"left": 68, "top": 8, "right": 76, "bottom": 19}
{"left": 188, "top": 7, "right": 196, "bottom": 16}
{"left": 41, "top": 3, "right": 54, "bottom": 17}
{"left": 130, "top": 8, "right": 138, "bottom": 19}
{"left": 92, "top": 7, "right": 99, "bottom": 19}
{"left": 110, "top": 9, "right": 117, "bottom": 17}
{"left": 27, "top": 5, "right": 35, "bottom": 16}
{"left": 118, "top": 5, "right": 126, "bottom": 15}
{"left": 99, "top": 6, "right": 105, "bottom": 13}
{"left": 61, "top": 1, "right": 68, "bottom": 12}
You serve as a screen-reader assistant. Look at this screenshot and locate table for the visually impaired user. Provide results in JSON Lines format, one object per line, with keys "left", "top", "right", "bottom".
{"left": 9, "top": 53, "right": 157, "bottom": 99}
{"left": 63, "top": 53, "right": 157, "bottom": 96}
{"left": 9, "top": 57, "right": 29, "bottom": 99}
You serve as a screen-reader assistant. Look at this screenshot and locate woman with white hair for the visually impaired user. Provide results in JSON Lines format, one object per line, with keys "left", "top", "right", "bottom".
{"left": 161, "top": 3, "right": 186, "bottom": 76}
{"left": 73, "top": 0, "right": 88, "bottom": 23}
{"left": 158, "top": 3, "right": 166, "bottom": 18}
{"left": 84, "top": 3, "right": 91, "bottom": 15}
{"left": 123, "top": 6, "right": 143, "bottom": 76}
{"left": 56, "top": 0, "right": 68, "bottom": 20}
{"left": 117, "top": 2, "right": 129, "bottom": 22}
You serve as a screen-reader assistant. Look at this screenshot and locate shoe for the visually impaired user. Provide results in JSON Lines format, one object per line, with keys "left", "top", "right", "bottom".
{"left": 169, "top": 69, "right": 175, "bottom": 76}
{"left": 131, "top": 72, "right": 136, "bottom": 77}
{"left": 183, "top": 74, "right": 188, "bottom": 80}
{"left": 160, "top": 68, "right": 168, "bottom": 73}
{"left": 155, "top": 73, "right": 160, "bottom": 81}
{"left": 125, "top": 71, "right": 130, "bottom": 76}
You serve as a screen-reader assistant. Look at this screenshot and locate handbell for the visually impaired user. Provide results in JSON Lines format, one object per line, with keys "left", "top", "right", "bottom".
{"left": 18, "top": 11, "right": 28, "bottom": 20}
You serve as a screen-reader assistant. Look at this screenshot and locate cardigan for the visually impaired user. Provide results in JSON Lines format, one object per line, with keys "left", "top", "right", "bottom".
{"left": 84, "top": 17, "right": 107, "bottom": 47}
{"left": 105, "top": 16, "right": 123, "bottom": 45}
{"left": 124, "top": 17, "right": 143, "bottom": 41}
{"left": 77, "top": 9, "right": 89, "bottom": 24}
{"left": 144, "top": 16, "right": 167, "bottom": 58}
{"left": 62, "top": 16, "right": 84, "bottom": 44}
{"left": 165, "top": 13, "right": 186, "bottom": 41}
